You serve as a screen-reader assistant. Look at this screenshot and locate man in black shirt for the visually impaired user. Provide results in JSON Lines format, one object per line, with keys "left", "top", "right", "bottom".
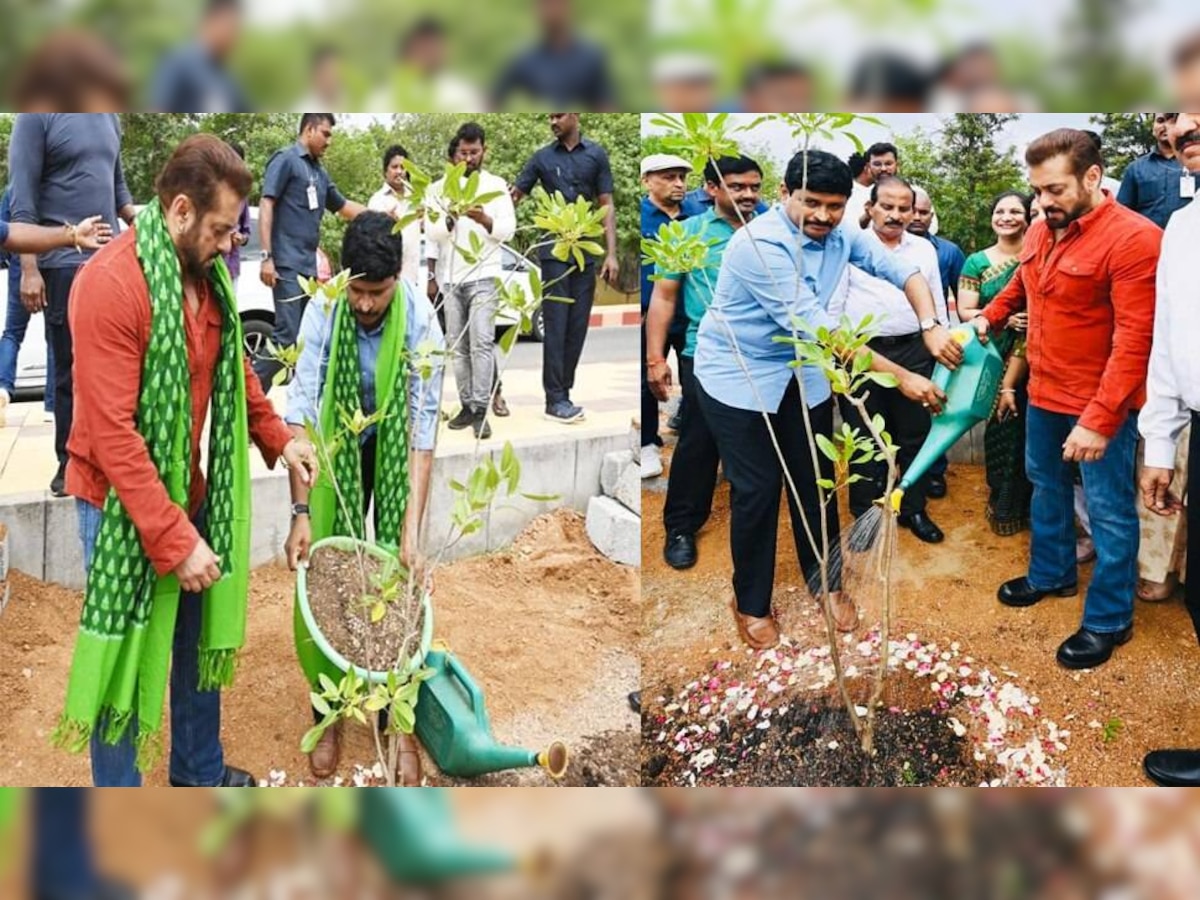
{"left": 513, "top": 113, "right": 619, "bottom": 423}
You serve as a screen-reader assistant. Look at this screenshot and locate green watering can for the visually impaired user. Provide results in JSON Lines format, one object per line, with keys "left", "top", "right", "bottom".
{"left": 293, "top": 536, "right": 433, "bottom": 690}
{"left": 890, "top": 325, "right": 1004, "bottom": 512}
{"left": 359, "top": 789, "right": 520, "bottom": 885}
{"left": 415, "top": 646, "right": 569, "bottom": 780}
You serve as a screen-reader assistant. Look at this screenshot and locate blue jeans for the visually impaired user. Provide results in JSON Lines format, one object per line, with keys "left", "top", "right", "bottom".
{"left": 0, "top": 261, "right": 55, "bottom": 409}
{"left": 1025, "top": 405, "right": 1138, "bottom": 633}
{"left": 77, "top": 499, "right": 225, "bottom": 786}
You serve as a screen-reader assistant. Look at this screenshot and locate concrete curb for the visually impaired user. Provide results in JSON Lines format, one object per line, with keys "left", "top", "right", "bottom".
{"left": 590, "top": 304, "right": 640, "bottom": 329}
{"left": 0, "top": 427, "right": 633, "bottom": 591}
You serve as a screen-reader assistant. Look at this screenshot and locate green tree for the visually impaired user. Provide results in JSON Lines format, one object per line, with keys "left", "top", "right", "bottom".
{"left": 895, "top": 115, "right": 1025, "bottom": 255}
{"left": 1090, "top": 113, "right": 1155, "bottom": 179}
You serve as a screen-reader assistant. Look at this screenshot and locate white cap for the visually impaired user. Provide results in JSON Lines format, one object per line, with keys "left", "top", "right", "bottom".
{"left": 641, "top": 153, "right": 693, "bottom": 177}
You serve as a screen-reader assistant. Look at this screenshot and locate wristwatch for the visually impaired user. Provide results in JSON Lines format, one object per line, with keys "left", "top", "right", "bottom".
{"left": 918, "top": 317, "right": 944, "bottom": 333}
{"left": 260, "top": 250, "right": 273, "bottom": 262}
{"left": 291, "top": 503, "right": 310, "bottom": 519}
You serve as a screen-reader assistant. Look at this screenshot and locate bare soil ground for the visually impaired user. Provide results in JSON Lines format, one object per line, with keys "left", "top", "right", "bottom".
{"left": 642, "top": 444, "right": 1200, "bottom": 786}
{"left": 0, "top": 510, "right": 640, "bottom": 787}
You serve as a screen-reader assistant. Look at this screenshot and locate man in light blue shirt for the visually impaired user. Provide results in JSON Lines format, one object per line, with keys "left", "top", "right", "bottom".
{"left": 693, "top": 149, "right": 957, "bottom": 651}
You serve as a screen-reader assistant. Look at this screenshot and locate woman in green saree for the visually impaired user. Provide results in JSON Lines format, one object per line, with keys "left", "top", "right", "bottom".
{"left": 958, "top": 190, "right": 1034, "bottom": 536}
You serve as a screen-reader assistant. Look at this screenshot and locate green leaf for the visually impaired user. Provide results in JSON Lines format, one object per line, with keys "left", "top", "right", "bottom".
{"left": 300, "top": 725, "right": 326, "bottom": 754}
{"left": 499, "top": 324, "right": 520, "bottom": 355}
{"left": 814, "top": 433, "right": 839, "bottom": 462}
{"left": 370, "top": 601, "right": 387, "bottom": 624}
{"left": 310, "top": 693, "right": 331, "bottom": 717}
{"left": 521, "top": 492, "right": 559, "bottom": 502}
{"left": 318, "top": 673, "right": 338, "bottom": 695}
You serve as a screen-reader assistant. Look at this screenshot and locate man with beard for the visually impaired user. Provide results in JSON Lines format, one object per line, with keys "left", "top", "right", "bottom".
{"left": 1139, "top": 113, "right": 1200, "bottom": 786}
{"left": 426, "top": 122, "right": 516, "bottom": 441}
{"left": 645, "top": 154, "right": 763, "bottom": 569}
{"left": 972, "top": 128, "right": 1161, "bottom": 670}
{"left": 284, "top": 211, "right": 444, "bottom": 783}
{"left": 1117, "top": 113, "right": 1194, "bottom": 229}
{"left": 512, "top": 112, "right": 619, "bottom": 424}
{"left": 255, "top": 114, "right": 367, "bottom": 390}
{"left": 833, "top": 175, "right": 948, "bottom": 544}
{"left": 58, "top": 135, "right": 319, "bottom": 786}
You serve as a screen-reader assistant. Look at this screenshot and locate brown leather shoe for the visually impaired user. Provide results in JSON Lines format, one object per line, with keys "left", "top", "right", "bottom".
{"left": 492, "top": 391, "right": 511, "bottom": 417}
{"left": 396, "top": 732, "right": 423, "bottom": 786}
{"left": 308, "top": 722, "right": 342, "bottom": 779}
{"left": 731, "top": 598, "right": 780, "bottom": 650}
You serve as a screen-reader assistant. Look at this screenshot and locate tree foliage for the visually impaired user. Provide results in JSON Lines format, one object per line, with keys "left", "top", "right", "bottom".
{"left": 895, "top": 115, "right": 1025, "bottom": 256}
{"left": 113, "top": 113, "right": 639, "bottom": 290}
{"left": 1089, "top": 113, "right": 1155, "bottom": 180}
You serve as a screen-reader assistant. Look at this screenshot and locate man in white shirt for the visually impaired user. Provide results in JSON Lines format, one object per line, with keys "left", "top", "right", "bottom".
{"left": 426, "top": 122, "right": 517, "bottom": 440}
{"left": 367, "top": 144, "right": 422, "bottom": 286}
{"left": 833, "top": 175, "right": 948, "bottom": 543}
{"left": 1139, "top": 112, "right": 1200, "bottom": 786}
{"left": 845, "top": 151, "right": 874, "bottom": 232}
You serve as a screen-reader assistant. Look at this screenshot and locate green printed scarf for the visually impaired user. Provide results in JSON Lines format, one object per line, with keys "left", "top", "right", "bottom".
{"left": 54, "top": 201, "right": 251, "bottom": 770}
{"left": 308, "top": 287, "right": 410, "bottom": 548}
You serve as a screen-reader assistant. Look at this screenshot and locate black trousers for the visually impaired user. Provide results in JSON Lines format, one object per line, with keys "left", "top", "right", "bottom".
{"left": 699, "top": 379, "right": 840, "bottom": 618}
{"left": 1187, "top": 412, "right": 1200, "bottom": 642}
{"left": 641, "top": 321, "right": 686, "bottom": 448}
{"left": 663, "top": 354, "right": 719, "bottom": 536}
{"left": 841, "top": 333, "right": 934, "bottom": 518}
{"left": 541, "top": 260, "right": 597, "bottom": 406}
{"left": 44, "top": 265, "right": 81, "bottom": 473}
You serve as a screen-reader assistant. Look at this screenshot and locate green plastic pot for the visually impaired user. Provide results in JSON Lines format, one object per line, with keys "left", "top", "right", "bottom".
{"left": 293, "top": 536, "right": 433, "bottom": 690}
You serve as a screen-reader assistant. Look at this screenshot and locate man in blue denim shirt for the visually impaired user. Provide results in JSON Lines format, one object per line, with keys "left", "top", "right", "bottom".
{"left": 694, "top": 149, "right": 960, "bottom": 650}
{"left": 1117, "top": 113, "right": 1195, "bottom": 228}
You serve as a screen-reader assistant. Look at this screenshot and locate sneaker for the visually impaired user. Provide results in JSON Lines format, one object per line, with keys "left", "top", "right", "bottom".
{"left": 0, "top": 388, "right": 9, "bottom": 409}
{"left": 641, "top": 444, "right": 663, "bottom": 479}
{"left": 544, "top": 400, "right": 584, "bottom": 424}
{"left": 447, "top": 406, "right": 475, "bottom": 430}
{"left": 471, "top": 408, "right": 492, "bottom": 440}
{"left": 44, "top": 410, "right": 55, "bottom": 423}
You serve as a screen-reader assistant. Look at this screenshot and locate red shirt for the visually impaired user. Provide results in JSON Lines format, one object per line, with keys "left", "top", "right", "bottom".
{"left": 66, "top": 227, "right": 294, "bottom": 575}
{"left": 981, "top": 193, "right": 1161, "bottom": 438}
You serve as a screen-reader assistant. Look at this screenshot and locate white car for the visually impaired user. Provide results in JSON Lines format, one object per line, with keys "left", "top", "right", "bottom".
{"left": 0, "top": 207, "right": 542, "bottom": 399}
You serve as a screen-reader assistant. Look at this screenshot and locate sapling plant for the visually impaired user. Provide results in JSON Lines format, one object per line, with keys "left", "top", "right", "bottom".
{"left": 644, "top": 112, "right": 908, "bottom": 754}
{"left": 264, "top": 160, "right": 603, "bottom": 783}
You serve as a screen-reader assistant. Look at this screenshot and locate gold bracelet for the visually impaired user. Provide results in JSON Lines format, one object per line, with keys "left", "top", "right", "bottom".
{"left": 64, "top": 222, "right": 80, "bottom": 253}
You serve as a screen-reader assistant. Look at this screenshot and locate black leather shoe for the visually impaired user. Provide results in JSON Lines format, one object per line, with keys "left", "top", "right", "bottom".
{"left": 997, "top": 576, "right": 1078, "bottom": 608}
{"left": 171, "top": 765, "right": 258, "bottom": 787}
{"left": 1056, "top": 625, "right": 1132, "bottom": 669}
{"left": 628, "top": 692, "right": 641, "bottom": 714}
{"left": 897, "top": 511, "right": 944, "bottom": 543}
{"left": 50, "top": 466, "right": 66, "bottom": 497}
{"left": 1143, "top": 749, "right": 1200, "bottom": 786}
{"left": 447, "top": 407, "right": 474, "bottom": 429}
{"left": 664, "top": 532, "right": 697, "bottom": 569}
{"left": 926, "top": 474, "right": 947, "bottom": 499}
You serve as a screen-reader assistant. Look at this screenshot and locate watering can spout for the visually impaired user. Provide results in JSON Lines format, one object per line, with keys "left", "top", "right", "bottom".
{"left": 887, "top": 326, "right": 1004, "bottom": 500}
{"left": 415, "top": 648, "right": 571, "bottom": 779}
